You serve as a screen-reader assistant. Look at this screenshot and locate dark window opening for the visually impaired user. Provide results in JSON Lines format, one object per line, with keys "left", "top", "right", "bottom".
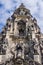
{"left": 6, "top": 23, "right": 8, "bottom": 26}
{"left": 0, "top": 45, "right": 6, "bottom": 55}
{"left": 16, "top": 44, "right": 22, "bottom": 57}
{"left": 18, "top": 20, "right": 25, "bottom": 25}
{"left": 42, "top": 41, "right": 43, "bottom": 43}
{"left": 37, "top": 31, "right": 40, "bottom": 34}
{"left": 34, "top": 49, "right": 39, "bottom": 55}
{"left": 1, "top": 31, "right": 4, "bottom": 34}
{"left": 41, "top": 43, "right": 43, "bottom": 47}
{"left": 19, "top": 28, "right": 25, "bottom": 36}
{"left": 28, "top": 28, "right": 29, "bottom": 32}
{"left": 31, "top": 25, "right": 34, "bottom": 28}
{"left": 25, "top": 12, "right": 28, "bottom": 15}
{"left": 34, "top": 23, "right": 37, "bottom": 26}
{"left": 16, "top": 45, "right": 22, "bottom": 51}
{"left": 17, "top": 20, "right": 26, "bottom": 36}
{"left": 8, "top": 25, "right": 11, "bottom": 28}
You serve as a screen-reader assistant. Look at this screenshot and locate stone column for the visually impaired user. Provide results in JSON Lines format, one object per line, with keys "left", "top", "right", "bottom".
{"left": 10, "top": 22, "right": 13, "bottom": 33}
{"left": 34, "top": 38, "right": 42, "bottom": 64}
{"left": 14, "top": 22, "right": 19, "bottom": 36}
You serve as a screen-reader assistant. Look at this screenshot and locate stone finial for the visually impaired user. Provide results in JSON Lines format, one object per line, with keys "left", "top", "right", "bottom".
{"left": 19, "top": 3, "right": 25, "bottom": 8}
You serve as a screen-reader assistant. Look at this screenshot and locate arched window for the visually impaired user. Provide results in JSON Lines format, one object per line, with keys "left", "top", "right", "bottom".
{"left": 17, "top": 20, "right": 26, "bottom": 36}
{"left": 16, "top": 44, "right": 22, "bottom": 51}
{"left": 16, "top": 44, "right": 22, "bottom": 57}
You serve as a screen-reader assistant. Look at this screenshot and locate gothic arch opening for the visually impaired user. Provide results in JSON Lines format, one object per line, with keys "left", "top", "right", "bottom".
{"left": 17, "top": 20, "right": 26, "bottom": 36}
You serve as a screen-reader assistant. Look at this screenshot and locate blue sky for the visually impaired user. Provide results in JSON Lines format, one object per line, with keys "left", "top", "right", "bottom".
{"left": 0, "top": 0, "right": 43, "bottom": 33}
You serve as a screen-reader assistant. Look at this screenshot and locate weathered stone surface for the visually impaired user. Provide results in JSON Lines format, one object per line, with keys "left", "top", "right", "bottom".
{"left": 0, "top": 3, "right": 43, "bottom": 65}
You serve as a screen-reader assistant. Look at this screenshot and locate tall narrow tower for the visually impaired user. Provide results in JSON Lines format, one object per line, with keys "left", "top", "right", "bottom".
{"left": 0, "top": 3, "right": 43, "bottom": 65}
